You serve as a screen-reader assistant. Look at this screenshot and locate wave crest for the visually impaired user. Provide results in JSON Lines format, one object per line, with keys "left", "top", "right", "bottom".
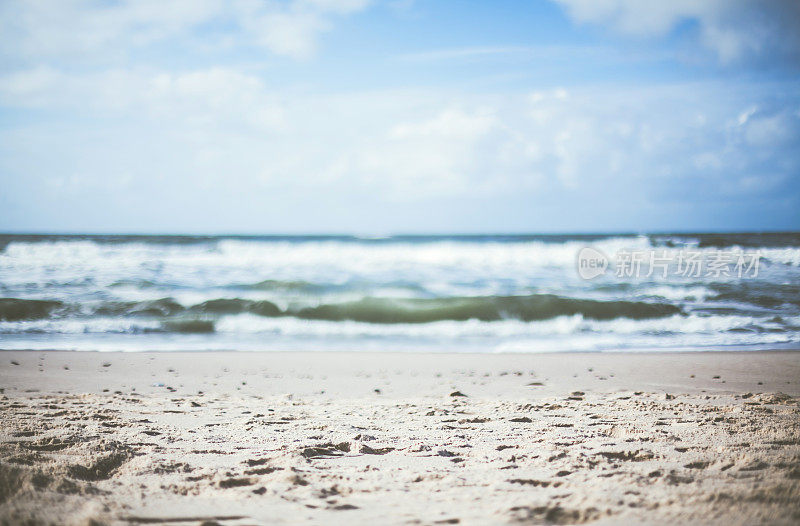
{"left": 0, "top": 295, "right": 681, "bottom": 325}
{"left": 0, "top": 298, "right": 64, "bottom": 321}
{"left": 293, "top": 295, "right": 682, "bottom": 324}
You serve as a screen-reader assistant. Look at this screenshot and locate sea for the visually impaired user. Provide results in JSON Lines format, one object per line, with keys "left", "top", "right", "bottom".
{"left": 0, "top": 233, "right": 798, "bottom": 353}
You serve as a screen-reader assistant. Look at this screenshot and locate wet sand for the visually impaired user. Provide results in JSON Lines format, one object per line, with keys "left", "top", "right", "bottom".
{"left": 1, "top": 350, "right": 799, "bottom": 525}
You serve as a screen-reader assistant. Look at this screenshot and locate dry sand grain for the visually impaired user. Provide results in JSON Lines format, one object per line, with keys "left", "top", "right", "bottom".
{"left": 0, "top": 350, "right": 798, "bottom": 525}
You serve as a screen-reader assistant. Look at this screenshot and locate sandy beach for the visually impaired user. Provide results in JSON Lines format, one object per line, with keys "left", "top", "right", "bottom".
{"left": 1, "top": 350, "right": 799, "bottom": 525}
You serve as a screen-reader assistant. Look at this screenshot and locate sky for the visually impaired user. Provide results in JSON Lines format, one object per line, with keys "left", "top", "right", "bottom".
{"left": 0, "top": 0, "right": 799, "bottom": 234}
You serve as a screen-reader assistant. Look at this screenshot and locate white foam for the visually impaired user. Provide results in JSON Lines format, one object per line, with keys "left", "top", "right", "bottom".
{"left": 1, "top": 236, "right": 798, "bottom": 352}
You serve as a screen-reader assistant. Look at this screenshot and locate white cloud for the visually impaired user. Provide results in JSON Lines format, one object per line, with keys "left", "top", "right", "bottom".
{"left": 1, "top": 64, "right": 798, "bottom": 232}
{"left": 2, "top": 65, "right": 796, "bottom": 208}
{"left": 247, "top": 10, "right": 329, "bottom": 59}
{"left": 0, "top": 0, "right": 371, "bottom": 63}
{"left": 0, "top": 0, "right": 221, "bottom": 62}
{"left": 0, "top": 1, "right": 797, "bottom": 232}
{"left": 232, "top": 0, "right": 370, "bottom": 59}
{"left": 0, "top": 67, "right": 62, "bottom": 106}
{"left": 553, "top": 0, "right": 800, "bottom": 65}
{"left": 554, "top": 0, "right": 704, "bottom": 36}
{"left": 737, "top": 106, "right": 757, "bottom": 126}
{"left": 146, "top": 68, "right": 287, "bottom": 131}
{"left": 390, "top": 108, "right": 497, "bottom": 139}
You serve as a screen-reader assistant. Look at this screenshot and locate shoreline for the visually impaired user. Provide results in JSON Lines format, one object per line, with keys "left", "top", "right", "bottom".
{"left": 2, "top": 340, "right": 798, "bottom": 355}
{"left": 2, "top": 349, "right": 799, "bottom": 397}
{"left": 1, "top": 350, "right": 799, "bottom": 524}
{"left": 3, "top": 345, "right": 800, "bottom": 352}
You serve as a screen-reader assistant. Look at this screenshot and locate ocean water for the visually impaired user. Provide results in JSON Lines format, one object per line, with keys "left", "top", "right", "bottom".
{"left": 0, "top": 233, "right": 798, "bottom": 352}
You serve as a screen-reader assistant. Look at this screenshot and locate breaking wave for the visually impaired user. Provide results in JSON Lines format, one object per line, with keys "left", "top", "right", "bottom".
{"left": 1, "top": 233, "right": 798, "bottom": 351}
{"left": 0, "top": 294, "right": 681, "bottom": 324}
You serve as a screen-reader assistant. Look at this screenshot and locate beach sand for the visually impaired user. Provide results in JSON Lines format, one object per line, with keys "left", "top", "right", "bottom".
{"left": 0, "top": 350, "right": 799, "bottom": 525}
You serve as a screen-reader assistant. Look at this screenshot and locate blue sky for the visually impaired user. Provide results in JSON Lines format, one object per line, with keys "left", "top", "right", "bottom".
{"left": 0, "top": 0, "right": 799, "bottom": 234}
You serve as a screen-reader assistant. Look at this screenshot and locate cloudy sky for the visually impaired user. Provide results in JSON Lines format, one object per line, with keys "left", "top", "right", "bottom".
{"left": 1, "top": 0, "right": 798, "bottom": 234}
